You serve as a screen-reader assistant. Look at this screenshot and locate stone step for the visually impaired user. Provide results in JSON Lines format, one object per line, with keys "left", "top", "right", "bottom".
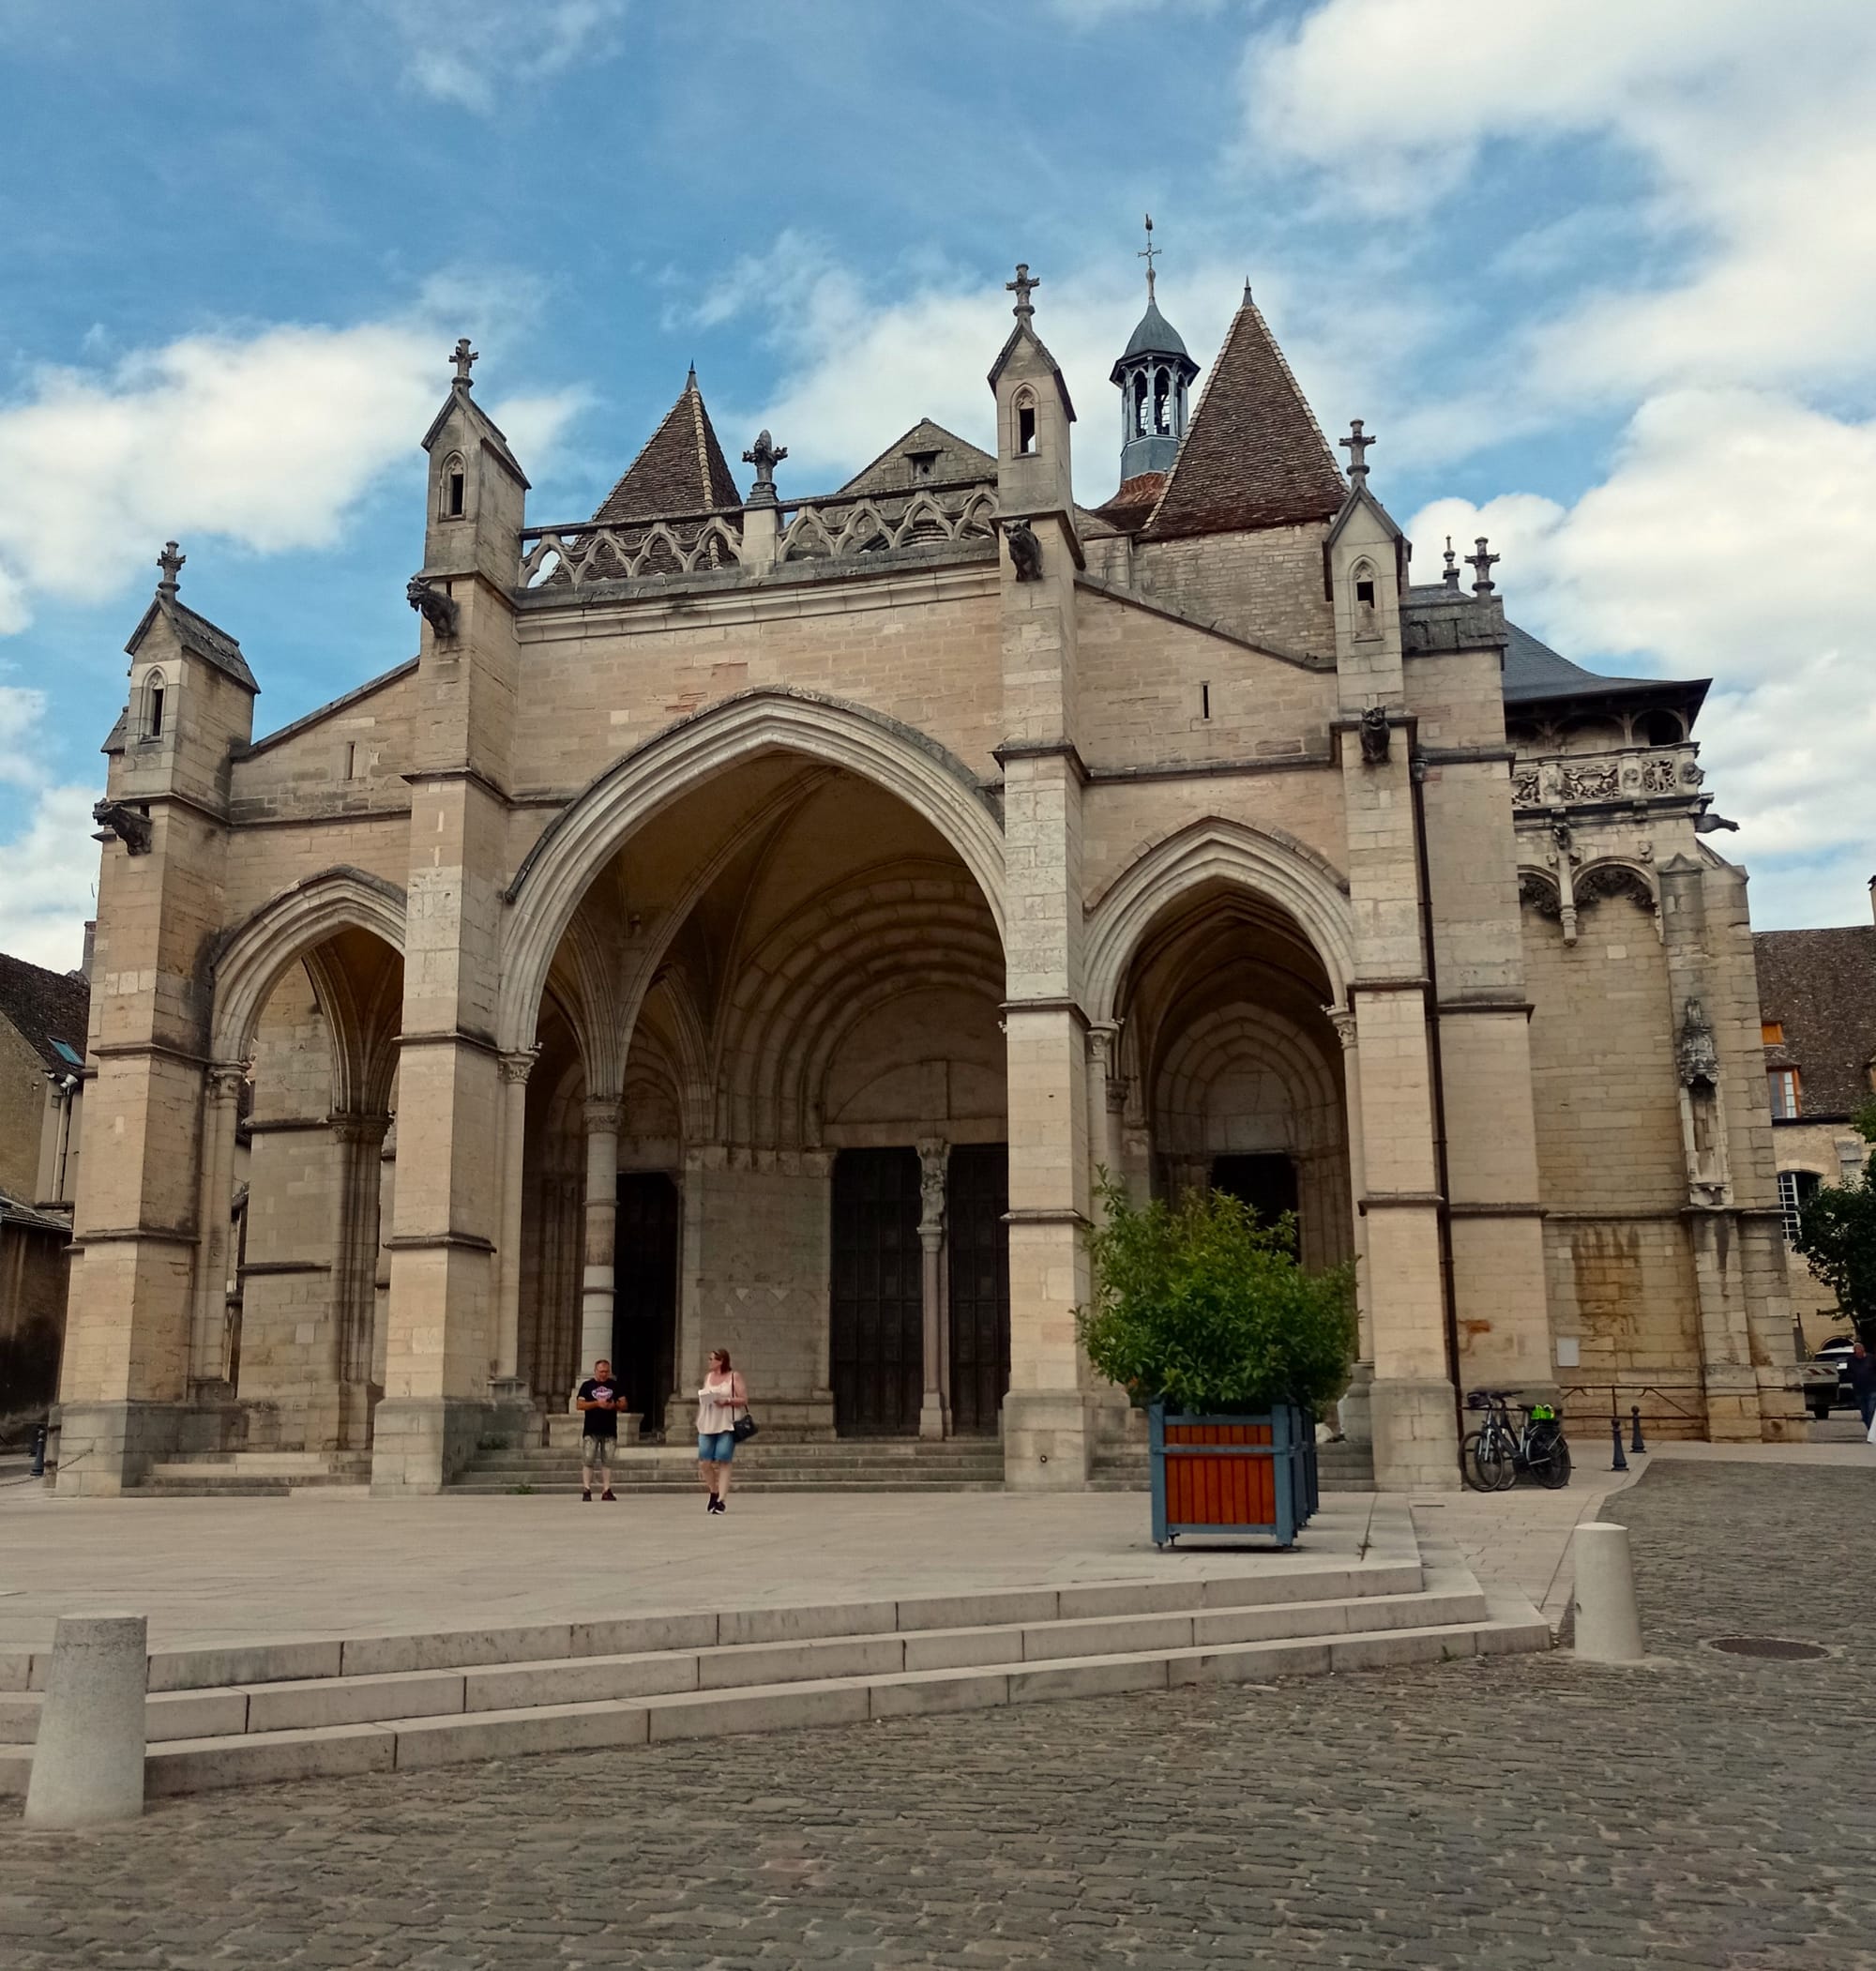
{"left": 0, "top": 1588, "right": 1548, "bottom": 1799}
{"left": 451, "top": 1478, "right": 1008, "bottom": 1494}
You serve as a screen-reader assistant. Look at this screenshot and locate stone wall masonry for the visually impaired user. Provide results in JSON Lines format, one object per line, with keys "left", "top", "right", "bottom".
{"left": 229, "top": 663, "right": 418, "bottom": 826}
{"left": 1127, "top": 523, "right": 1337, "bottom": 658}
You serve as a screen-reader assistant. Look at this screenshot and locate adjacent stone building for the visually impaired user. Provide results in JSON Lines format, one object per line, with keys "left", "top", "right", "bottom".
{"left": 1755, "top": 885, "right": 1876, "bottom": 1350}
{"left": 0, "top": 949, "right": 88, "bottom": 1441}
{"left": 56, "top": 253, "right": 1808, "bottom": 1496}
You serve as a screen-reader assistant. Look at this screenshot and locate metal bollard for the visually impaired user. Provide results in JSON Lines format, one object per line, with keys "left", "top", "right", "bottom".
{"left": 1629, "top": 1405, "right": 1646, "bottom": 1455}
{"left": 1572, "top": 1522, "right": 1644, "bottom": 1662}
{"left": 1609, "top": 1415, "right": 1628, "bottom": 1472}
{"left": 30, "top": 1422, "right": 47, "bottom": 1478}
{"left": 23, "top": 1614, "right": 147, "bottom": 1827}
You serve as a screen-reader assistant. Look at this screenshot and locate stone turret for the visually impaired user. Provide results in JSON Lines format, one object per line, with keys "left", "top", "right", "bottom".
{"left": 1111, "top": 218, "right": 1198, "bottom": 483}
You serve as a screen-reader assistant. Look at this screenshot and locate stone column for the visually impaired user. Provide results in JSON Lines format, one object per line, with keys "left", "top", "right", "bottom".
{"left": 330, "top": 1113, "right": 389, "bottom": 1451}
{"left": 579, "top": 1097, "right": 621, "bottom": 1378}
{"left": 492, "top": 1049, "right": 537, "bottom": 1396}
{"left": 188, "top": 1062, "right": 248, "bottom": 1393}
{"left": 1085, "top": 1024, "right": 1119, "bottom": 1205}
{"left": 1329, "top": 1007, "right": 1374, "bottom": 1446}
{"left": 917, "top": 1139, "right": 949, "bottom": 1441}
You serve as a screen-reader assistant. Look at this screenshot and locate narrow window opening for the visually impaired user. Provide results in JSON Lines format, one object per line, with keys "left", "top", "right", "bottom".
{"left": 446, "top": 470, "right": 465, "bottom": 517}
{"left": 344, "top": 740, "right": 357, "bottom": 781}
{"left": 1355, "top": 578, "right": 1376, "bottom": 605}
{"left": 1200, "top": 681, "right": 1211, "bottom": 720}
{"left": 1768, "top": 1068, "right": 1801, "bottom": 1120}
{"left": 1154, "top": 366, "right": 1171, "bottom": 434}
{"left": 1017, "top": 404, "right": 1036, "bottom": 456}
{"left": 1132, "top": 372, "right": 1148, "bottom": 437}
{"left": 148, "top": 683, "right": 165, "bottom": 738}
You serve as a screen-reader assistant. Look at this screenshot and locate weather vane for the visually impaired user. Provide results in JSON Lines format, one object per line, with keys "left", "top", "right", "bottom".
{"left": 1139, "top": 214, "right": 1159, "bottom": 302}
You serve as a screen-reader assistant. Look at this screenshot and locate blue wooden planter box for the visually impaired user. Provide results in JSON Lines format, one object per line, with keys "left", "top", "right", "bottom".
{"left": 1149, "top": 1402, "right": 1318, "bottom": 1549}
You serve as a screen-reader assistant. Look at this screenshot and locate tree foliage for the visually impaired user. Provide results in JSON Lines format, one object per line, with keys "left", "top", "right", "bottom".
{"left": 1076, "top": 1178, "right": 1356, "bottom": 1416}
{"left": 1793, "top": 1102, "right": 1876, "bottom": 1345}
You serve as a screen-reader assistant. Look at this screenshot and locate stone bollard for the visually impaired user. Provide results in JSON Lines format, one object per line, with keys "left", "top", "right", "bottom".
{"left": 1571, "top": 1523, "right": 1643, "bottom": 1664}
{"left": 23, "top": 1614, "right": 147, "bottom": 1827}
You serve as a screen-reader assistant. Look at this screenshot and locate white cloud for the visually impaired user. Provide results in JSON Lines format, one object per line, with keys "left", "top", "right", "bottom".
{"left": 0, "top": 314, "right": 579, "bottom": 633}
{"left": 0, "top": 684, "right": 48, "bottom": 784}
{"left": 1409, "top": 388, "right": 1876, "bottom": 929}
{"left": 0, "top": 781, "right": 99, "bottom": 972}
{"left": 370, "top": 0, "right": 628, "bottom": 113}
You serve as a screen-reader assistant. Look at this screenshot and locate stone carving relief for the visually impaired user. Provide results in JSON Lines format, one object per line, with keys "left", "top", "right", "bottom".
{"left": 1676, "top": 998, "right": 1720, "bottom": 1090}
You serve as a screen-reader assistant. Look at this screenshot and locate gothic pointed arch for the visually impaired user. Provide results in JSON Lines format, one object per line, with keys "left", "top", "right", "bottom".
{"left": 499, "top": 689, "right": 1006, "bottom": 1056}
{"left": 1083, "top": 818, "right": 1356, "bottom": 1022}
{"left": 209, "top": 867, "right": 407, "bottom": 1066}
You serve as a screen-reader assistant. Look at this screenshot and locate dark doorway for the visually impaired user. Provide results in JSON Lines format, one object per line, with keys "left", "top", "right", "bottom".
{"left": 830, "top": 1147, "right": 923, "bottom": 1436}
{"left": 947, "top": 1144, "right": 1010, "bottom": 1434}
{"left": 1211, "top": 1153, "right": 1299, "bottom": 1249}
{"left": 613, "top": 1172, "right": 679, "bottom": 1435}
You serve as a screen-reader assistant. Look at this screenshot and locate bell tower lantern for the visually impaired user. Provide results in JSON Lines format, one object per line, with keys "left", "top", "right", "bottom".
{"left": 1111, "top": 215, "right": 1199, "bottom": 482}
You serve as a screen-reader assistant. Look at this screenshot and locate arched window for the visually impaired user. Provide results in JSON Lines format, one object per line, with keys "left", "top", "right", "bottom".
{"left": 440, "top": 452, "right": 467, "bottom": 520}
{"left": 141, "top": 669, "right": 170, "bottom": 741}
{"left": 1352, "top": 559, "right": 1379, "bottom": 636}
{"left": 1131, "top": 371, "right": 1148, "bottom": 438}
{"left": 1637, "top": 707, "right": 1685, "bottom": 747}
{"left": 1153, "top": 365, "right": 1171, "bottom": 434}
{"left": 1014, "top": 387, "right": 1037, "bottom": 457}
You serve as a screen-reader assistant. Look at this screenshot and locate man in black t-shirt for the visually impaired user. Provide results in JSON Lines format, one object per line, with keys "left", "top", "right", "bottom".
{"left": 576, "top": 1357, "right": 625, "bottom": 1502}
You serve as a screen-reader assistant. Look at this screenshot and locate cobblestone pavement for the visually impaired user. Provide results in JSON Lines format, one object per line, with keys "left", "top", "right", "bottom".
{"left": 2, "top": 1462, "right": 1871, "bottom": 1970}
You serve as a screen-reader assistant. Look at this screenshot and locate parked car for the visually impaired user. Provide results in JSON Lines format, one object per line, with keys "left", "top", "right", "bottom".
{"left": 1807, "top": 1337, "right": 1855, "bottom": 1418}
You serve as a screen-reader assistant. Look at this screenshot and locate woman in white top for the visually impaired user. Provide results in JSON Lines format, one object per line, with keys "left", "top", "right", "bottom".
{"left": 696, "top": 1348, "right": 748, "bottom": 1515}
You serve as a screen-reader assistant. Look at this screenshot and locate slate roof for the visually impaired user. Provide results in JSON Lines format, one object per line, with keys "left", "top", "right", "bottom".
{"left": 593, "top": 371, "right": 743, "bottom": 523}
{"left": 834, "top": 420, "right": 996, "bottom": 498}
{"left": 1755, "top": 922, "right": 1876, "bottom": 1121}
{"left": 1140, "top": 286, "right": 1346, "bottom": 539}
{"left": 0, "top": 950, "right": 89, "bottom": 1074}
{"left": 1499, "top": 621, "right": 1708, "bottom": 714}
{"left": 123, "top": 594, "right": 258, "bottom": 692}
{"left": 1113, "top": 298, "right": 1194, "bottom": 372}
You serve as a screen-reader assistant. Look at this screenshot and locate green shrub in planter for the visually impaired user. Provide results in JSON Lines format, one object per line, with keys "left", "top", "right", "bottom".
{"left": 1077, "top": 1178, "right": 1357, "bottom": 1416}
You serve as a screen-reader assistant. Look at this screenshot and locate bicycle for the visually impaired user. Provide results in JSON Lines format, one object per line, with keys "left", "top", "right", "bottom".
{"left": 1462, "top": 1389, "right": 1571, "bottom": 1491}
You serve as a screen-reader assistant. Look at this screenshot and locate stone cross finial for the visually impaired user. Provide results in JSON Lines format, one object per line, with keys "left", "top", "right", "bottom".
{"left": 452, "top": 338, "right": 477, "bottom": 387}
{"left": 156, "top": 541, "right": 184, "bottom": 597}
{"left": 1442, "top": 535, "right": 1461, "bottom": 592}
{"left": 1138, "top": 214, "right": 1159, "bottom": 303}
{"left": 742, "top": 429, "right": 787, "bottom": 506}
{"left": 1339, "top": 418, "right": 1374, "bottom": 481}
{"left": 1006, "top": 263, "right": 1039, "bottom": 324}
{"left": 1467, "top": 536, "right": 1501, "bottom": 595}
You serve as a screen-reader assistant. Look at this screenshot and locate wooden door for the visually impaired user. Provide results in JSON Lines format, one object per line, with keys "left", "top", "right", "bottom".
{"left": 946, "top": 1144, "right": 1010, "bottom": 1435}
{"left": 829, "top": 1148, "right": 923, "bottom": 1436}
{"left": 613, "top": 1172, "right": 679, "bottom": 1435}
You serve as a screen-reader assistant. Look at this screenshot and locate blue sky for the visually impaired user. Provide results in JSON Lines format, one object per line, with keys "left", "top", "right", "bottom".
{"left": 3, "top": 0, "right": 1872, "bottom": 966}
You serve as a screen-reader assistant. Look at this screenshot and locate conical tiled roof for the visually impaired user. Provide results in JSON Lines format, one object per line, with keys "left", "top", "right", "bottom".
{"left": 593, "top": 370, "right": 743, "bottom": 523}
{"left": 1141, "top": 287, "right": 1345, "bottom": 538}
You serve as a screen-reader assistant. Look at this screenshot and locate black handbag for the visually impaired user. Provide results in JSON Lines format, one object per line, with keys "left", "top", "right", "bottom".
{"left": 731, "top": 1406, "right": 758, "bottom": 1443}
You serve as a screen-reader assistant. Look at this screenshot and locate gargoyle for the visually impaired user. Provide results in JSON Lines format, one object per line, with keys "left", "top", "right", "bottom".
{"left": 406, "top": 574, "right": 460, "bottom": 639}
{"left": 1004, "top": 519, "right": 1042, "bottom": 583}
{"left": 1357, "top": 705, "right": 1390, "bottom": 764}
{"left": 92, "top": 798, "right": 153, "bottom": 857}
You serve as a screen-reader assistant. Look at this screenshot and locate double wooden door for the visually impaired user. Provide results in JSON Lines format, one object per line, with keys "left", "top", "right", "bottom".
{"left": 946, "top": 1144, "right": 1010, "bottom": 1435}
{"left": 829, "top": 1149, "right": 924, "bottom": 1436}
{"left": 613, "top": 1172, "right": 679, "bottom": 1434}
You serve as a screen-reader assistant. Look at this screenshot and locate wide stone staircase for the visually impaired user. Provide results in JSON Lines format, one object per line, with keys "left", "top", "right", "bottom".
{"left": 0, "top": 1527, "right": 1547, "bottom": 1803}
{"left": 452, "top": 1438, "right": 1008, "bottom": 1494}
{"left": 137, "top": 1451, "right": 373, "bottom": 1498}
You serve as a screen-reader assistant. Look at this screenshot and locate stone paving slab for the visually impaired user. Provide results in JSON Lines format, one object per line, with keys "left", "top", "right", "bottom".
{"left": 0, "top": 1490, "right": 1390, "bottom": 1654}
{"left": 0, "top": 1461, "right": 1869, "bottom": 1968}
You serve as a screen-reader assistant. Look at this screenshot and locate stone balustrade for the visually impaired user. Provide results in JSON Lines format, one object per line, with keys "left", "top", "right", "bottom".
{"left": 1512, "top": 745, "right": 1702, "bottom": 811}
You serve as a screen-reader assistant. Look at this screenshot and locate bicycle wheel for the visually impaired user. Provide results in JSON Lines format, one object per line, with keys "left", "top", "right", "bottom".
{"left": 1531, "top": 1433, "right": 1572, "bottom": 1490}
{"left": 1463, "top": 1430, "right": 1515, "bottom": 1493}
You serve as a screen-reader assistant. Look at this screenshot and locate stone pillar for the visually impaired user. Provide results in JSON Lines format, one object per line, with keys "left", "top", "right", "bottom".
{"left": 1329, "top": 1007, "right": 1374, "bottom": 1447}
{"left": 1086, "top": 1023, "right": 1118, "bottom": 1203}
{"left": 188, "top": 1062, "right": 248, "bottom": 1393}
{"left": 580, "top": 1097, "right": 621, "bottom": 1377}
{"left": 917, "top": 1139, "right": 949, "bottom": 1440}
{"left": 492, "top": 1049, "right": 537, "bottom": 1394}
{"left": 327, "top": 1114, "right": 389, "bottom": 1450}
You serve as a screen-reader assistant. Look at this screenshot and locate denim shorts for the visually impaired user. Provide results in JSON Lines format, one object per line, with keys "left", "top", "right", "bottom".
{"left": 697, "top": 1430, "right": 736, "bottom": 1463}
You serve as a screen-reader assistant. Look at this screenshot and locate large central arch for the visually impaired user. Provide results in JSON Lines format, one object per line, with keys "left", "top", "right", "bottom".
{"left": 498, "top": 689, "right": 1008, "bottom": 1055}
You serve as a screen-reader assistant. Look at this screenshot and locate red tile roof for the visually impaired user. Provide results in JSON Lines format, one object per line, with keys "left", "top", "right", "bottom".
{"left": 1141, "top": 289, "right": 1345, "bottom": 539}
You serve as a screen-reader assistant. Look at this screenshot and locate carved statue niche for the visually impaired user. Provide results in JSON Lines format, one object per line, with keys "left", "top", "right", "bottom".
{"left": 91, "top": 798, "right": 153, "bottom": 856}
{"left": 1676, "top": 997, "right": 1720, "bottom": 1090}
{"left": 1357, "top": 705, "right": 1390, "bottom": 765}
{"left": 1517, "top": 870, "right": 1564, "bottom": 920}
{"left": 1004, "top": 519, "right": 1043, "bottom": 582}
{"left": 1574, "top": 864, "right": 1657, "bottom": 916}
{"left": 405, "top": 574, "right": 460, "bottom": 639}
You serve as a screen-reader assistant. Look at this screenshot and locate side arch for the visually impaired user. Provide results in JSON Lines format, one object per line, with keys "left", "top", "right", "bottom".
{"left": 209, "top": 867, "right": 407, "bottom": 1065}
{"left": 1083, "top": 819, "right": 1356, "bottom": 1022}
{"left": 498, "top": 688, "right": 1007, "bottom": 1054}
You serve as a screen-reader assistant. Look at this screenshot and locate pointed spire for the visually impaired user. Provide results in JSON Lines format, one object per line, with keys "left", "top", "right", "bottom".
{"left": 591, "top": 369, "right": 743, "bottom": 523}
{"left": 156, "top": 540, "right": 184, "bottom": 599}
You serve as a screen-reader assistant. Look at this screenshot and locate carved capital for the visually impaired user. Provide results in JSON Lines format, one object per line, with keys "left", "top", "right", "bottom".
{"left": 582, "top": 1097, "right": 623, "bottom": 1136}
{"left": 1326, "top": 1006, "right": 1358, "bottom": 1051}
{"left": 205, "top": 1062, "right": 249, "bottom": 1103}
{"left": 499, "top": 1047, "right": 540, "bottom": 1086}
{"left": 330, "top": 1112, "right": 390, "bottom": 1147}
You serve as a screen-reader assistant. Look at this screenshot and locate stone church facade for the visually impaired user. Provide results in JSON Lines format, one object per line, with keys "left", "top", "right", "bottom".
{"left": 57, "top": 257, "right": 1807, "bottom": 1496}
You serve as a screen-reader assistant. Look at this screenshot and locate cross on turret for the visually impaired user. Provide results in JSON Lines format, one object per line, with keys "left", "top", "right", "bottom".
{"left": 1138, "top": 215, "right": 1159, "bottom": 303}
{"left": 452, "top": 337, "right": 477, "bottom": 387}
{"left": 742, "top": 429, "right": 787, "bottom": 506}
{"left": 1006, "top": 264, "right": 1039, "bottom": 324}
{"left": 1442, "top": 535, "right": 1461, "bottom": 592}
{"left": 1468, "top": 537, "right": 1500, "bottom": 595}
{"left": 156, "top": 540, "right": 184, "bottom": 597}
{"left": 1339, "top": 418, "right": 1375, "bottom": 481}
